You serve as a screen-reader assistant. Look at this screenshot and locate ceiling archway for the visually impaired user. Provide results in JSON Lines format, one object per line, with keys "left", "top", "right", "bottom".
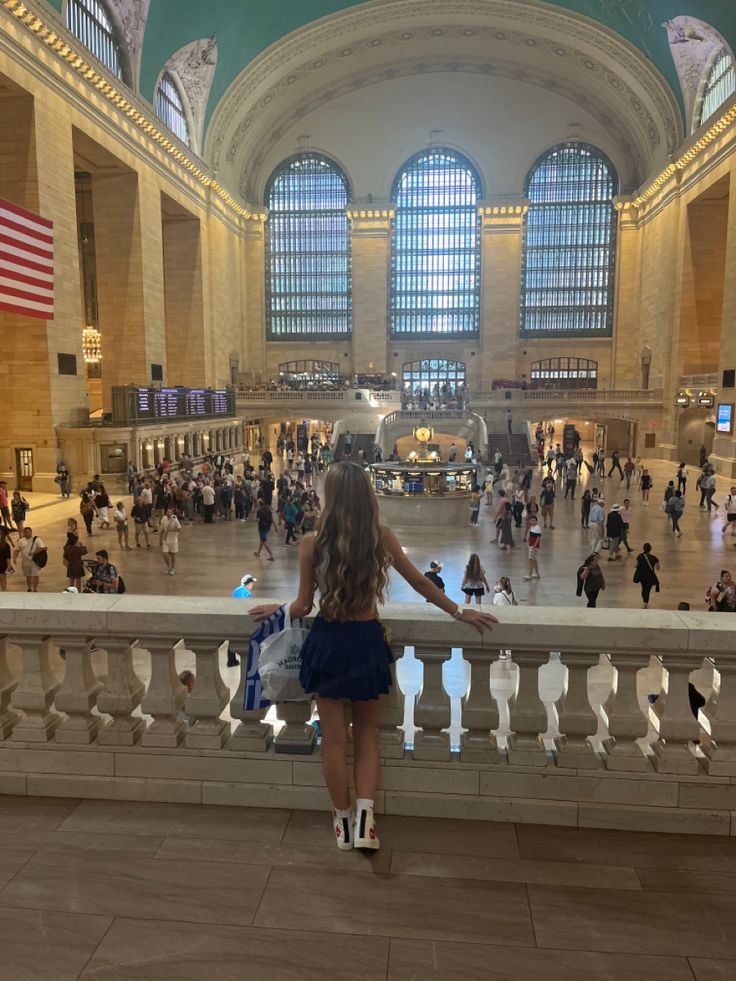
{"left": 206, "top": 0, "right": 683, "bottom": 198}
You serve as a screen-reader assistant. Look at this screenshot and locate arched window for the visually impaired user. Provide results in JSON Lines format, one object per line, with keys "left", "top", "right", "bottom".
{"left": 521, "top": 143, "right": 618, "bottom": 336}
{"left": 278, "top": 360, "right": 342, "bottom": 386}
{"left": 156, "top": 72, "right": 190, "bottom": 146}
{"left": 699, "top": 48, "right": 736, "bottom": 126}
{"left": 265, "top": 153, "right": 351, "bottom": 338}
{"left": 390, "top": 149, "right": 481, "bottom": 337}
{"left": 66, "top": 0, "right": 122, "bottom": 79}
{"left": 402, "top": 359, "right": 466, "bottom": 399}
{"left": 529, "top": 357, "right": 598, "bottom": 390}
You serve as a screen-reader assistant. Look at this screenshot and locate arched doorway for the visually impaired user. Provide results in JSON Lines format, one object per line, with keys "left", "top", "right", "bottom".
{"left": 677, "top": 406, "right": 715, "bottom": 464}
{"left": 402, "top": 359, "right": 466, "bottom": 400}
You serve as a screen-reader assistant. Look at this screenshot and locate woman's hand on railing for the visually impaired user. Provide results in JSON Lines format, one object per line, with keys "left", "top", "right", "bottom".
{"left": 249, "top": 603, "right": 282, "bottom": 622}
{"left": 460, "top": 609, "right": 498, "bottom": 633}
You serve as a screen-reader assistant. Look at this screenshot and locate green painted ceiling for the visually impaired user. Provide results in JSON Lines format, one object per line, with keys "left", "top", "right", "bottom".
{"left": 47, "top": 1, "right": 736, "bottom": 125}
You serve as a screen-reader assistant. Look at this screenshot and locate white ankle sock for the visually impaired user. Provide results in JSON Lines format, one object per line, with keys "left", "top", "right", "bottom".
{"left": 335, "top": 807, "right": 353, "bottom": 820}
{"left": 355, "top": 798, "right": 374, "bottom": 815}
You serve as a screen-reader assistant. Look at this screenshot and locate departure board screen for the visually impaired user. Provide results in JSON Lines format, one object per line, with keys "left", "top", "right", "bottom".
{"left": 113, "top": 386, "right": 236, "bottom": 424}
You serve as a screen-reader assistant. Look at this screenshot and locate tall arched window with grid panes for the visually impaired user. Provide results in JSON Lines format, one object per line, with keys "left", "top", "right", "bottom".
{"left": 698, "top": 48, "right": 736, "bottom": 127}
{"left": 390, "top": 149, "right": 481, "bottom": 338}
{"left": 265, "top": 154, "right": 352, "bottom": 339}
{"left": 521, "top": 143, "right": 618, "bottom": 337}
{"left": 65, "top": 0, "right": 123, "bottom": 80}
{"left": 156, "top": 72, "right": 190, "bottom": 146}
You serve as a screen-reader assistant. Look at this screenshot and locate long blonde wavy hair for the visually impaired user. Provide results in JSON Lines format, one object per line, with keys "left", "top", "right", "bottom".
{"left": 313, "top": 462, "right": 390, "bottom": 621}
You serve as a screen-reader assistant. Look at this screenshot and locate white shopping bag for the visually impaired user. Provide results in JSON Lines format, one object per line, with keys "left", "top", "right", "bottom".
{"left": 257, "top": 606, "right": 311, "bottom": 702}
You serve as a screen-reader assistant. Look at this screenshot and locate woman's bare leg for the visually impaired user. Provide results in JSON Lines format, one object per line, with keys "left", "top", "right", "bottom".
{"left": 315, "top": 696, "right": 350, "bottom": 810}
{"left": 351, "top": 699, "right": 379, "bottom": 801}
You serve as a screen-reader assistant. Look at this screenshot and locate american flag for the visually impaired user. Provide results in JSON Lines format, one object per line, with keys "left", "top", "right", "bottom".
{"left": 0, "top": 198, "right": 54, "bottom": 320}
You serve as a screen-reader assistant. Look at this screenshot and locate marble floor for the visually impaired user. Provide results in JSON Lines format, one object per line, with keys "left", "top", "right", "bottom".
{"left": 6, "top": 454, "right": 732, "bottom": 613}
{"left": 0, "top": 793, "right": 732, "bottom": 980}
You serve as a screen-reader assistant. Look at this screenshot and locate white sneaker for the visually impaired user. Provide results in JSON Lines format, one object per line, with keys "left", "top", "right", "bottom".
{"left": 334, "top": 811, "right": 354, "bottom": 851}
{"left": 353, "top": 806, "right": 380, "bottom": 850}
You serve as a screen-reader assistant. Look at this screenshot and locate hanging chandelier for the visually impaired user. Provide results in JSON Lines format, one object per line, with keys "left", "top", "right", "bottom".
{"left": 82, "top": 325, "right": 102, "bottom": 364}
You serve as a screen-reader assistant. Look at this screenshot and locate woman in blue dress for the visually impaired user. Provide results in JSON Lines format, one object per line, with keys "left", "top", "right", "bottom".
{"left": 251, "top": 462, "right": 495, "bottom": 852}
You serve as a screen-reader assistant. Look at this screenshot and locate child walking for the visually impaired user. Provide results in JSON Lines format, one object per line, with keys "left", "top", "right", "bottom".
{"left": 250, "top": 463, "right": 495, "bottom": 852}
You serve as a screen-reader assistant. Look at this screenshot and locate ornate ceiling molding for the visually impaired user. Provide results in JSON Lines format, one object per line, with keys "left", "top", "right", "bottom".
{"left": 162, "top": 37, "right": 218, "bottom": 155}
{"left": 205, "top": 0, "right": 683, "bottom": 194}
{"left": 107, "top": 0, "right": 149, "bottom": 91}
{"left": 663, "top": 17, "right": 733, "bottom": 133}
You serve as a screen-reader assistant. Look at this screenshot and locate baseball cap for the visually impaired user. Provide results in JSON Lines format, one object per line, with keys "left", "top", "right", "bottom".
{"left": 429, "top": 560, "right": 443, "bottom": 569}
{"left": 62, "top": 586, "right": 79, "bottom": 593}
{"left": 241, "top": 574, "right": 257, "bottom": 586}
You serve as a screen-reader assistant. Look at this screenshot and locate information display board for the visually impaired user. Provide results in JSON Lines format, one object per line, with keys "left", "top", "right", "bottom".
{"left": 717, "top": 403, "right": 734, "bottom": 434}
{"left": 112, "top": 386, "right": 236, "bottom": 425}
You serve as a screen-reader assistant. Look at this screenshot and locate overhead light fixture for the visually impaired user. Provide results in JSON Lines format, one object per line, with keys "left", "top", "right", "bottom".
{"left": 82, "top": 325, "right": 102, "bottom": 364}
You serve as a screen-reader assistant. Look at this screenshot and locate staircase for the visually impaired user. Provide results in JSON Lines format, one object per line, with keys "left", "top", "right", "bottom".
{"left": 488, "top": 432, "right": 532, "bottom": 468}
{"left": 335, "top": 433, "right": 375, "bottom": 462}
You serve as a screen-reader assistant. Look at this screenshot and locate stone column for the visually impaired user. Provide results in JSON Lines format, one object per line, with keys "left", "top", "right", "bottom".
{"left": 611, "top": 203, "right": 643, "bottom": 388}
{"left": 0, "top": 636, "right": 19, "bottom": 740}
{"left": 184, "top": 641, "right": 230, "bottom": 749}
{"left": 413, "top": 646, "right": 452, "bottom": 761}
{"left": 376, "top": 647, "right": 405, "bottom": 759}
{"left": 140, "top": 638, "right": 187, "bottom": 747}
{"left": 461, "top": 651, "right": 500, "bottom": 762}
{"left": 477, "top": 199, "right": 528, "bottom": 389}
{"left": 711, "top": 180, "right": 736, "bottom": 477}
{"left": 163, "top": 208, "right": 205, "bottom": 387}
{"left": 53, "top": 636, "right": 102, "bottom": 744}
{"left": 554, "top": 651, "right": 601, "bottom": 768}
{"left": 96, "top": 638, "right": 146, "bottom": 746}
{"left": 9, "top": 635, "right": 61, "bottom": 742}
{"left": 703, "top": 658, "right": 736, "bottom": 775}
{"left": 602, "top": 652, "right": 651, "bottom": 771}
{"left": 0, "top": 87, "right": 86, "bottom": 489}
{"left": 348, "top": 206, "right": 392, "bottom": 376}
{"left": 507, "top": 649, "right": 549, "bottom": 766}
{"left": 93, "top": 170, "right": 165, "bottom": 408}
{"left": 241, "top": 216, "right": 266, "bottom": 380}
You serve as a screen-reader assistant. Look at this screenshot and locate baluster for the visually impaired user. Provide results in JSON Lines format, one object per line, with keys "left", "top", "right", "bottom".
{"left": 0, "top": 636, "right": 19, "bottom": 740}
{"left": 97, "top": 638, "right": 146, "bottom": 746}
{"left": 54, "top": 636, "right": 102, "bottom": 744}
{"left": 461, "top": 651, "right": 499, "bottom": 762}
{"left": 602, "top": 652, "right": 651, "bottom": 771}
{"left": 185, "top": 640, "right": 230, "bottom": 749}
{"left": 274, "top": 701, "right": 316, "bottom": 754}
{"left": 227, "top": 635, "right": 272, "bottom": 752}
{"left": 703, "top": 658, "right": 736, "bottom": 775}
{"left": 507, "top": 649, "right": 548, "bottom": 766}
{"left": 9, "top": 635, "right": 61, "bottom": 742}
{"left": 413, "top": 646, "right": 452, "bottom": 762}
{"left": 140, "top": 638, "right": 187, "bottom": 747}
{"left": 377, "top": 646, "right": 405, "bottom": 759}
{"left": 651, "top": 654, "right": 700, "bottom": 773}
{"left": 554, "top": 651, "right": 600, "bottom": 768}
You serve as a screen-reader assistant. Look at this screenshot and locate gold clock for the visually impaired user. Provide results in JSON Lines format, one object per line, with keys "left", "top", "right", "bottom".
{"left": 414, "top": 426, "right": 433, "bottom": 443}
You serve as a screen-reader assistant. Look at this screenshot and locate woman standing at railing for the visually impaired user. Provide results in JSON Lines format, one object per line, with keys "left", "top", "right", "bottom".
{"left": 250, "top": 462, "right": 495, "bottom": 853}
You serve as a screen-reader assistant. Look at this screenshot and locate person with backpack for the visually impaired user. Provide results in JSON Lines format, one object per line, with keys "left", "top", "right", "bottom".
{"left": 605, "top": 504, "right": 625, "bottom": 560}
{"left": 10, "top": 491, "right": 29, "bottom": 535}
{"left": 723, "top": 486, "right": 736, "bottom": 539}
{"left": 13, "top": 527, "right": 46, "bottom": 592}
{"left": 249, "top": 462, "right": 496, "bottom": 853}
{"left": 254, "top": 501, "right": 276, "bottom": 560}
{"left": 87, "top": 549, "right": 120, "bottom": 594}
{"left": 633, "top": 542, "right": 660, "bottom": 608}
{"left": 577, "top": 553, "right": 605, "bottom": 607}
{"left": 707, "top": 570, "right": 736, "bottom": 612}
{"left": 666, "top": 490, "right": 685, "bottom": 537}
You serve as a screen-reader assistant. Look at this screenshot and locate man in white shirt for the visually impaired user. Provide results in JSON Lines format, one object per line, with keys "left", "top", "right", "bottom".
{"left": 13, "top": 527, "right": 45, "bottom": 592}
{"left": 159, "top": 507, "right": 182, "bottom": 575}
{"left": 202, "top": 482, "right": 216, "bottom": 523}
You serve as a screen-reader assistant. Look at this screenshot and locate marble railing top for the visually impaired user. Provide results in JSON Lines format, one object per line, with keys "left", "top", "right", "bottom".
{"left": 0, "top": 596, "right": 734, "bottom": 656}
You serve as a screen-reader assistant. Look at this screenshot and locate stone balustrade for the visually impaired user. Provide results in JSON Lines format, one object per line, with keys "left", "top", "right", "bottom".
{"left": 471, "top": 388, "right": 664, "bottom": 404}
{"left": 1, "top": 596, "right": 735, "bottom": 834}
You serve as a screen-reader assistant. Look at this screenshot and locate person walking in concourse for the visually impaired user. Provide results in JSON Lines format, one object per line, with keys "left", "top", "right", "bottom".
{"left": 578, "top": 553, "right": 605, "bottom": 607}
{"left": 250, "top": 462, "right": 495, "bottom": 852}
{"left": 633, "top": 543, "right": 660, "bottom": 609}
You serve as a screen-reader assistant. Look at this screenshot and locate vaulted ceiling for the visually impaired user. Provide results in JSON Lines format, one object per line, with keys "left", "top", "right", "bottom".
{"left": 45, "top": 1, "right": 736, "bottom": 196}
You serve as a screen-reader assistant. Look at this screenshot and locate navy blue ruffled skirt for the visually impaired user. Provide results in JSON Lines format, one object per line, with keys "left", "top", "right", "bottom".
{"left": 299, "top": 616, "right": 394, "bottom": 702}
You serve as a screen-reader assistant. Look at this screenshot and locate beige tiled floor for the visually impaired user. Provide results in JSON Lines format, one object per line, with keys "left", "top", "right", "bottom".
{"left": 0, "top": 794, "right": 734, "bottom": 980}
{"left": 5, "top": 454, "right": 732, "bottom": 613}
